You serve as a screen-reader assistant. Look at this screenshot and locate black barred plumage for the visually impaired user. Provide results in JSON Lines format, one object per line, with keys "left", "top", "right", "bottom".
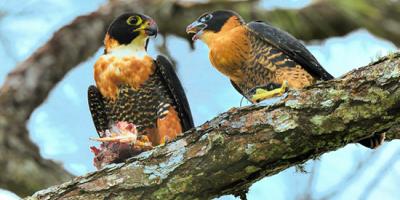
{"left": 246, "top": 21, "right": 334, "bottom": 81}
{"left": 88, "top": 56, "right": 194, "bottom": 136}
{"left": 232, "top": 22, "right": 333, "bottom": 99}
{"left": 187, "top": 10, "right": 384, "bottom": 149}
{"left": 88, "top": 13, "right": 194, "bottom": 151}
{"left": 104, "top": 72, "right": 172, "bottom": 132}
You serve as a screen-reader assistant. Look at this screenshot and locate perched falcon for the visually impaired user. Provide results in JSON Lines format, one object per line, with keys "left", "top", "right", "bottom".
{"left": 186, "top": 10, "right": 383, "bottom": 149}
{"left": 88, "top": 13, "right": 194, "bottom": 159}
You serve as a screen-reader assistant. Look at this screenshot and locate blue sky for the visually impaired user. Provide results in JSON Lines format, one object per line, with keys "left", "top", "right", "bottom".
{"left": 0, "top": 0, "right": 399, "bottom": 199}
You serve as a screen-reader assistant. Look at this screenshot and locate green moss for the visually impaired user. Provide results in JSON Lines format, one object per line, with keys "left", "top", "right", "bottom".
{"left": 327, "top": 89, "right": 348, "bottom": 100}
{"left": 209, "top": 132, "right": 225, "bottom": 145}
{"left": 248, "top": 142, "right": 287, "bottom": 162}
{"left": 245, "top": 144, "right": 256, "bottom": 155}
{"left": 167, "top": 175, "right": 193, "bottom": 194}
{"left": 285, "top": 99, "right": 302, "bottom": 109}
{"left": 153, "top": 187, "right": 171, "bottom": 200}
{"left": 311, "top": 86, "right": 400, "bottom": 135}
{"left": 310, "top": 115, "right": 325, "bottom": 127}
{"left": 320, "top": 99, "right": 334, "bottom": 108}
{"left": 310, "top": 115, "right": 346, "bottom": 134}
{"left": 245, "top": 166, "right": 261, "bottom": 174}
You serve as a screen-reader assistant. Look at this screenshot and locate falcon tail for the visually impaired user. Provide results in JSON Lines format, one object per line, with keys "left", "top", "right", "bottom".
{"left": 358, "top": 132, "right": 385, "bottom": 149}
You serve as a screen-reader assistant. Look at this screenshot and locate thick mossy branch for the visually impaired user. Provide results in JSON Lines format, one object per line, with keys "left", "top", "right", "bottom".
{"left": 26, "top": 53, "right": 400, "bottom": 200}
{"left": 3, "top": 0, "right": 400, "bottom": 196}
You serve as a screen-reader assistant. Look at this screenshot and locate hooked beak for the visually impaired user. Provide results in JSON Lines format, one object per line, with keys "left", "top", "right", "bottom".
{"left": 186, "top": 21, "right": 207, "bottom": 41}
{"left": 144, "top": 19, "right": 158, "bottom": 37}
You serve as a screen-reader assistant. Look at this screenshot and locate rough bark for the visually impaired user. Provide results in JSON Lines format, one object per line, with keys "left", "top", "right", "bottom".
{"left": 25, "top": 53, "right": 400, "bottom": 199}
{"left": 2, "top": 0, "right": 400, "bottom": 196}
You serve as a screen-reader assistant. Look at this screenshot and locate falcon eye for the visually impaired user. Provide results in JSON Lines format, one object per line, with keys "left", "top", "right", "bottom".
{"left": 127, "top": 16, "right": 142, "bottom": 26}
{"left": 200, "top": 14, "right": 212, "bottom": 22}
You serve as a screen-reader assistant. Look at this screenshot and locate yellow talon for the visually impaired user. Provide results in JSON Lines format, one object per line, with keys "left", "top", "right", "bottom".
{"left": 160, "top": 137, "right": 165, "bottom": 146}
{"left": 251, "top": 81, "right": 288, "bottom": 103}
{"left": 255, "top": 88, "right": 266, "bottom": 95}
{"left": 158, "top": 136, "right": 171, "bottom": 146}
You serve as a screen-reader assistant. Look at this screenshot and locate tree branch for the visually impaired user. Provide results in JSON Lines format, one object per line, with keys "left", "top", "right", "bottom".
{"left": 257, "top": 0, "right": 400, "bottom": 46}
{"left": 3, "top": 0, "right": 400, "bottom": 196}
{"left": 25, "top": 53, "right": 400, "bottom": 199}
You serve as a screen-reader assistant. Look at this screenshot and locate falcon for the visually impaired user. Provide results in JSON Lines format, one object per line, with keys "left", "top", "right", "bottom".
{"left": 88, "top": 13, "right": 194, "bottom": 159}
{"left": 186, "top": 10, "right": 383, "bottom": 149}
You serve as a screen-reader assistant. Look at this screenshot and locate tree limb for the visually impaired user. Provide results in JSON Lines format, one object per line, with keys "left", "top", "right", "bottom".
{"left": 2, "top": 0, "right": 400, "bottom": 196}
{"left": 257, "top": 0, "right": 400, "bottom": 46}
{"left": 25, "top": 53, "right": 400, "bottom": 199}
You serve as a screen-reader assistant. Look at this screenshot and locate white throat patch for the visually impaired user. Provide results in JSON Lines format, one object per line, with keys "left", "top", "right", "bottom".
{"left": 108, "top": 43, "right": 148, "bottom": 59}
{"left": 107, "top": 35, "right": 149, "bottom": 59}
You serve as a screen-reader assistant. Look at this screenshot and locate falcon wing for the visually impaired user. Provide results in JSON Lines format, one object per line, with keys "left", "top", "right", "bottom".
{"left": 155, "top": 55, "right": 195, "bottom": 131}
{"left": 88, "top": 85, "right": 109, "bottom": 135}
{"left": 246, "top": 21, "right": 334, "bottom": 81}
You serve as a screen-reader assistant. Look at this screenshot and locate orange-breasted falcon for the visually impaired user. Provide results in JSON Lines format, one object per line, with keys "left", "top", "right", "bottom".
{"left": 88, "top": 13, "right": 194, "bottom": 154}
{"left": 186, "top": 10, "right": 384, "bottom": 149}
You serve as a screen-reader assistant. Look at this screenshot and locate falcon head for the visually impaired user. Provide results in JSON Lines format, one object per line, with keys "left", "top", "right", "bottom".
{"left": 186, "top": 10, "right": 244, "bottom": 42}
{"left": 105, "top": 13, "right": 158, "bottom": 52}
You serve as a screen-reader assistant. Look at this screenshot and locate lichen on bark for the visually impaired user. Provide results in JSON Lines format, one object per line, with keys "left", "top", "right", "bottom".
{"left": 24, "top": 53, "right": 400, "bottom": 200}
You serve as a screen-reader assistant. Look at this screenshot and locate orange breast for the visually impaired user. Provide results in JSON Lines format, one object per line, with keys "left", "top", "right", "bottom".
{"left": 208, "top": 26, "right": 250, "bottom": 82}
{"left": 94, "top": 55, "right": 155, "bottom": 100}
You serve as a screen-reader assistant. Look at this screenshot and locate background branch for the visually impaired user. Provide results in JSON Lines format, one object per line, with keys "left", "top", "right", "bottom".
{"left": 26, "top": 53, "right": 400, "bottom": 199}
{"left": 258, "top": 0, "right": 400, "bottom": 46}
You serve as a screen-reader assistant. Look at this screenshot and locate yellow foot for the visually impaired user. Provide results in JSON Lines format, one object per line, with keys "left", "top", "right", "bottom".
{"left": 131, "top": 135, "right": 153, "bottom": 151}
{"left": 251, "top": 81, "right": 288, "bottom": 103}
{"left": 158, "top": 136, "right": 172, "bottom": 146}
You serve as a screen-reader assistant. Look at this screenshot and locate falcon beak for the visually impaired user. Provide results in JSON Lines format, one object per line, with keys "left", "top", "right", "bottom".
{"left": 186, "top": 21, "right": 207, "bottom": 41}
{"left": 144, "top": 19, "right": 158, "bottom": 37}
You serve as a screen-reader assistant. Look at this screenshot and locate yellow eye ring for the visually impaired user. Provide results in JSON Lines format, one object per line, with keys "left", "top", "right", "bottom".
{"left": 127, "top": 16, "right": 142, "bottom": 26}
